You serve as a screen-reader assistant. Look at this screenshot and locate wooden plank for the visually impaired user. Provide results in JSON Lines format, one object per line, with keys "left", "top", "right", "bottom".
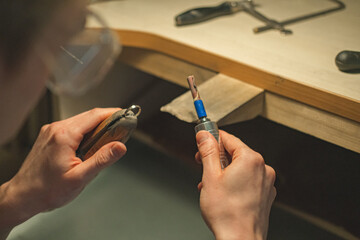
{"left": 263, "top": 92, "right": 360, "bottom": 153}
{"left": 118, "top": 47, "right": 216, "bottom": 88}
{"left": 218, "top": 93, "right": 264, "bottom": 126}
{"left": 160, "top": 74, "right": 264, "bottom": 124}
{"left": 115, "top": 47, "right": 360, "bottom": 152}
{"left": 113, "top": 29, "right": 360, "bottom": 123}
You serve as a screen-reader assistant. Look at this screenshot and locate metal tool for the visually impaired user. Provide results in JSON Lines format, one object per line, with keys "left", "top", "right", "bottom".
{"left": 175, "top": 0, "right": 345, "bottom": 35}
{"left": 76, "top": 105, "right": 141, "bottom": 160}
{"left": 254, "top": 0, "right": 345, "bottom": 34}
{"left": 244, "top": 3, "right": 292, "bottom": 35}
{"left": 175, "top": 0, "right": 291, "bottom": 34}
{"left": 175, "top": 1, "right": 251, "bottom": 26}
{"left": 187, "top": 75, "right": 230, "bottom": 169}
{"left": 335, "top": 50, "right": 360, "bottom": 72}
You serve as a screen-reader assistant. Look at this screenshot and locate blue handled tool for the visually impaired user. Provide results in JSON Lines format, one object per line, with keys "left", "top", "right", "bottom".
{"left": 187, "top": 75, "right": 230, "bottom": 169}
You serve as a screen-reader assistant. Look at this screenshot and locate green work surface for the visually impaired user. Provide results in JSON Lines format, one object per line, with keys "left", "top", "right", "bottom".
{"left": 8, "top": 139, "right": 344, "bottom": 240}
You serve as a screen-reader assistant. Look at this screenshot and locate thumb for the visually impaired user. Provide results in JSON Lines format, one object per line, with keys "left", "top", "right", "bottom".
{"left": 78, "top": 141, "right": 127, "bottom": 180}
{"left": 196, "top": 131, "right": 221, "bottom": 180}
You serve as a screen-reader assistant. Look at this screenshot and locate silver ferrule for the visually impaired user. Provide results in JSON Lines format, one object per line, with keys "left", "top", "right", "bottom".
{"left": 195, "top": 119, "right": 219, "bottom": 142}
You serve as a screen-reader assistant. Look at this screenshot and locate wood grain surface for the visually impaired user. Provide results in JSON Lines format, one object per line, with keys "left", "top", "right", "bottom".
{"left": 90, "top": 0, "right": 360, "bottom": 122}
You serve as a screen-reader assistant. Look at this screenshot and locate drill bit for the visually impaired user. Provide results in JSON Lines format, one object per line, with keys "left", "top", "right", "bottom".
{"left": 187, "top": 75, "right": 208, "bottom": 120}
{"left": 187, "top": 75, "right": 201, "bottom": 100}
{"left": 187, "top": 75, "right": 230, "bottom": 169}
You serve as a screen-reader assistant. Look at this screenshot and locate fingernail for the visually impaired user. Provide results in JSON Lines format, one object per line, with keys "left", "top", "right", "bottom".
{"left": 111, "top": 144, "right": 124, "bottom": 159}
{"left": 196, "top": 131, "right": 209, "bottom": 145}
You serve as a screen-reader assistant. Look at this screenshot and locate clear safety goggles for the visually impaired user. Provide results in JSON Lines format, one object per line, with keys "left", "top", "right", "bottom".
{"left": 46, "top": 10, "right": 121, "bottom": 96}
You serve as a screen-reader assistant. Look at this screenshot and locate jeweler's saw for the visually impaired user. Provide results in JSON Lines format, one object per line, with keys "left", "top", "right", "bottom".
{"left": 175, "top": 0, "right": 345, "bottom": 35}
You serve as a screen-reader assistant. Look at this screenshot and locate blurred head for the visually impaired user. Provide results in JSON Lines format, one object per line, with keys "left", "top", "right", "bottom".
{"left": 0, "top": 0, "right": 89, "bottom": 144}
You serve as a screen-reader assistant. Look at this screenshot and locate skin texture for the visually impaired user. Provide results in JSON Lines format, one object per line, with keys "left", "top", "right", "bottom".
{"left": 0, "top": 0, "right": 276, "bottom": 239}
{"left": 196, "top": 131, "right": 276, "bottom": 240}
{"left": 0, "top": 108, "right": 126, "bottom": 239}
{"left": 0, "top": 1, "right": 127, "bottom": 239}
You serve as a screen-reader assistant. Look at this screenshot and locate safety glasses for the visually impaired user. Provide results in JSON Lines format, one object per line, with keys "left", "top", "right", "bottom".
{"left": 47, "top": 10, "right": 121, "bottom": 96}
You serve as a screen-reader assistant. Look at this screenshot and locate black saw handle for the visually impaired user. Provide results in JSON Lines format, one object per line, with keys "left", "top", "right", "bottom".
{"left": 175, "top": 2, "right": 237, "bottom": 26}
{"left": 335, "top": 50, "right": 360, "bottom": 72}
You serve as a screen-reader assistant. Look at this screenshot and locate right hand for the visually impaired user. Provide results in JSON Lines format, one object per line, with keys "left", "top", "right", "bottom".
{"left": 195, "top": 130, "right": 276, "bottom": 240}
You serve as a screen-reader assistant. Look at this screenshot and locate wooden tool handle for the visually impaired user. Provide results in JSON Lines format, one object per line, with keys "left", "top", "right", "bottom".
{"left": 76, "top": 108, "right": 138, "bottom": 160}
{"left": 175, "top": 2, "right": 236, "bottom": 26}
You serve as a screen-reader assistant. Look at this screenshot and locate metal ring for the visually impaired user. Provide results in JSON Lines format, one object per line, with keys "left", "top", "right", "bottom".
{"left": 124, "top": 105, "right": 141, "bottom": 117}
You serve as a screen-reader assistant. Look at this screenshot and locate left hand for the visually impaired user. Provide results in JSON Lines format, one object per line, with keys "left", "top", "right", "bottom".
{"left": 0, "top": 108, "right": 127, "bottom": 228}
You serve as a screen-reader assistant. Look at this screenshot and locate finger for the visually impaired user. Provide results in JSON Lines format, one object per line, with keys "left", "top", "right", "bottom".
{"left": 265, "top": 165, "right": 277, "bottom": 203}
{"left": 75, "top": 141, "right": 126, "bottom": 181}
{"left": 265, "top": 186, "right": 277, "bottom": 217}
{"left": 220, "top": 130, "right": 249, "bottom": 159}
{"left": 197, "top": 182, "right": 203, "bottom": 192}
{"left": 65, "top": 108, "right": 121, "bottom": 135}
{"left": 265, "top": 165, "right": 276, "bottom": 186}
{"left": 195, "top": 152, "right": 202, "bottom": 165}
{"left": 196, "top": 131, "right": 222, "bottom": 180}
{"left": 271, "top": 186, "right": 277, "bottom": 202}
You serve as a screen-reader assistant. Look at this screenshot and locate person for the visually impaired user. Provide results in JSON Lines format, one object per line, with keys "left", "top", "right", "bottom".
{"left": 0, "top": 0, "right": 276, "bottom": 239}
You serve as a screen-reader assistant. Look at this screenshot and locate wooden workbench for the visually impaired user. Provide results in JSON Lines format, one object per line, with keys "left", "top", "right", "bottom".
{"left": 49, "top": 1, "right": 360, "bottom": 237}
{"left": 88, "top": 0, "right": 360, "bottom": 152}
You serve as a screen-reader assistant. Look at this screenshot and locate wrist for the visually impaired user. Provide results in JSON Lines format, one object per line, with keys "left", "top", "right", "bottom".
{"left": 212, "top": 218, "right": 265, "bottom": 240}
{"left": 0, "top": 179, "right": 40, "bottom": 229}
{"left": 215, "top": 230, "right": 263, "bottom": 240}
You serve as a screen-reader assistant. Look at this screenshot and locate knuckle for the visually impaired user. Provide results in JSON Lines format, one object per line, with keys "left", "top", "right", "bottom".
{"left": 43, "top": 122, "right": 81, "bottom": 148}
{"left": 47, "top": 123, "right": 68, "bottom": 144}
{"left": 267, "top": 165, "right": 276, "bottom": 177}
{"left": 72, "top": 131, "right": 84, "bottom": 144}
{"left": 271, "top": 186, "right": 277, "bottom": 200}
{"left": 250, "top": 151, "right": 265, "bottom": 167}
{"left": 95, "top": 152, "right": 109, "bottom": 169}
{"left": 194, "top": 152, "right": 201, "bottom": 163}
{"left": 40, "top": 124, "right": 50, "bottom": 133}
{"left": 266, "top": 165, "right": 276, "bottom": 184}
{"left": 238, "top": 150, "right": 266, "bottom": 171}
{"left": 254, "top": 151, "right": 265, "bottom": 163}
{"left": 46, "top": 122, "right": 59, "bottom": 133}
{"left": 53, "top": 130, "right": 67, "bottom": 144}
{"left": 199, "top": 141, "right": 218, "bottom": 159}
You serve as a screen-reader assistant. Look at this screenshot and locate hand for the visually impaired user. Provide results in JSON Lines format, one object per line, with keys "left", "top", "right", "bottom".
{"left": 195, "top": 130, "right": 276, "bottom": 240}
{"left": 0, "top": 108, "right": 127, "bottom": 229}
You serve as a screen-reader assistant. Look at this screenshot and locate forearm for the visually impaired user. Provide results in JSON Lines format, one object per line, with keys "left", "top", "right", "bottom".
{"left": 0, "top": 182, "right": 16, "bottom": 240}
{"left": 0, "top": 181, "right": 37, "bottom": 239}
